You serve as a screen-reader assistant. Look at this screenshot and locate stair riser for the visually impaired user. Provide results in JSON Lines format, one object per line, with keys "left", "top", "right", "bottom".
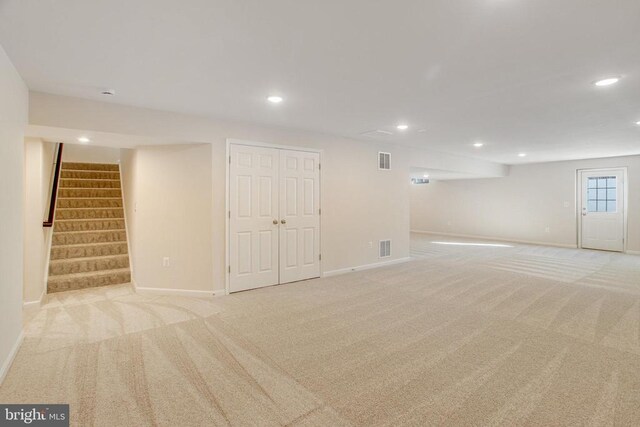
{"left": 61, "top": 171, "right": 120, "bottom": 180}
{"left": 49, "top": 256, "right": 130, "bottom": 276}
{"left": 48, "top": 271, "right": 131, "bottom": 293}
{"left": 54, "top": 220, "right": 125, "bottom": 232}
{"left": 58, "top": 188, "right": 122, "bottom": 198}
{"left": 62, "top": 162, "right": 119, "bottom": 171}
{"left": 59, "top": 180, "right": 121, "bottom": 189}
{"left": 56, "top": 208, "right": 124, "bottom": 220}
{"left": 50, "top": 243, "right": 129, "bottom": 260}
{"left": 57, "top": 199, "right": 123, "bottom": 208}
{"left": 52, "top": 230, "right": 127, "bottom": 246}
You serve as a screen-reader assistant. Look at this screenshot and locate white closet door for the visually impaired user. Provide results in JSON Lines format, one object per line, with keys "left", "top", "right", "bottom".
{"left": 279, "top": 150, "right": 321, "bottom": 284}
{"left": 229, "top": 145, "right": 280, "bottom": 292}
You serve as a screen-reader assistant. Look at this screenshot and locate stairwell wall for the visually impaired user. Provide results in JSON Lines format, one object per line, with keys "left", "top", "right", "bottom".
{"left": 23, "top": 138, "right": 55, "bottom": 304}
{"left": 0, "top": 45, "right": 28, "bottom": 383}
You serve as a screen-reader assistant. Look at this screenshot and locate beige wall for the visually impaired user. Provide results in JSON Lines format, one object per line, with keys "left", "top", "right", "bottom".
{"left": 0, "top": 45, "right": 28, "bottom": 381}
{"left": 23, "top": 138, "right": 55, "bottom": 303}
{"left": 118, "top": 138, "right": 410, "bottom": 293}
{"left": 411, "top": 155, "right": 640, "bottom": 252}
{"left": 62, "top": 143, "right": 120, "bottom": 164}
{"left": 35, "top": 93, "right": 415, "bottom": 293}
{"left": 120, "top": 145, "right": 215, "bottom": 291}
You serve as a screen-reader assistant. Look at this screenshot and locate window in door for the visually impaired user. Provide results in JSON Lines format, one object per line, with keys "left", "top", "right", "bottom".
{"left": 587, "top": 176, "right": 617, "bottom": 213}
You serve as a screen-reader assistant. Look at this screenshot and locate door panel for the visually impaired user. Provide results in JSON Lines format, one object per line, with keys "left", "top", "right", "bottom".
{"left": 279, "top": 150, "right": 321, "bottom": 283}
{"left": 580, "top": 169, "right": 625, "bottom": 252}
{"left": 229, "top": 145, "right": 280, "bottom": 292}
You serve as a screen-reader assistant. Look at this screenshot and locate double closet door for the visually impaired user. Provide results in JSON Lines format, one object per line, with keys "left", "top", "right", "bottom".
{"left": 229, "top": 144, "right": 320, "bottom": 293}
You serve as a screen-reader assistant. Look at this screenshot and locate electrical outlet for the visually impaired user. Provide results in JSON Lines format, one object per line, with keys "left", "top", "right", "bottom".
{"left": 545, "top": 227, "right": 551, "bottom": 233}
{"left": 162, "top": 257, "right": 170, "bottom": 267}
{"left": 368, "top": 241, "right": 373, "bottom": 248}
{"left": 563, "top": 201, "right": 570, "bottom": 208}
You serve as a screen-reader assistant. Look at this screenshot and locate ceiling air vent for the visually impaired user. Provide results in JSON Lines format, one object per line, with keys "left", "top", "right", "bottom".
{"left": 378, "top": 152, "right": 391, "bottom": 170}
{"left": 360, "top": 129, "right": 393, "bottom": 139}
{"left": 379, "top": 240, "right": 391, "bottom": 258}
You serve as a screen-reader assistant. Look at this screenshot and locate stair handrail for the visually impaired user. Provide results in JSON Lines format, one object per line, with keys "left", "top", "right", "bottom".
{"left": 43, "top": 142, "right": 64, "bottom": 227}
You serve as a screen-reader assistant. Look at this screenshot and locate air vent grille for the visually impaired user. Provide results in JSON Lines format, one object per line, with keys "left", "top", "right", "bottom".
{"left": 379, "top": 240, "right": 391, "bottom": 258}
{"left": 378, "top": 152, "right": 391, "bottom": 170}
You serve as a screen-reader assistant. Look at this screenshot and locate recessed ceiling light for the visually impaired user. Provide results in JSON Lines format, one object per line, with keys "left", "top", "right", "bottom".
{"left": 77, "top": 136, "right": 90, "bottom": 143}
{"left": 473, "top": 142, "right": 484, "bottom": 148}
{"left": 635, "top": 121, "right": 640, "bottom": 126}
{"left": 518, "top": 153, "right": 527, "bottom": 157}
{"left": 267, "top": 95, "right": 283, "bottom": 104}
{"left": 396, "top": 124, "right": 409, "bottom": 131}
{"left": 594, "top": 77, "right": 620, "bottom": 87}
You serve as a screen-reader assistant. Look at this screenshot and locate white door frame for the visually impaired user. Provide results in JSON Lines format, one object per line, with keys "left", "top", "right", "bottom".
{"left": 576, "top": 167, "right": 628, "bottom": 252}
{"left": 225, "top": 139, "right": 323, "bottom": 295}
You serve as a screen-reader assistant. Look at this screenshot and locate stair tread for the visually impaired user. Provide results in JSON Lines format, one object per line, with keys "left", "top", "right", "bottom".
{"left": 55, "top": 218, "right": 125, "bottom": 222}
{"left": 52, "top": 241, "right": 128, "bottom": 249}
{"left": 53, "top": 229, "right": 126, "bottom": 234}
{"left": 49, "top": 254, "right": 129, "bottom": 264}
{"left": 61, "top": 178, "right": 120, "bottom": 181}
{"left": 47, "top": 268, "right": 131, "bottom": 281}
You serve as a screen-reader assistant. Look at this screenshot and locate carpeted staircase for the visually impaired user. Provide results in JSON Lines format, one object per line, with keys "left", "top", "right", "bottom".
{"left": 47, "top": 162, "right": 131, "bottom": 293}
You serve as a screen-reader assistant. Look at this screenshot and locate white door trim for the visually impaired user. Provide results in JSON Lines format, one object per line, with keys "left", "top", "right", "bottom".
{"left": 225, "top": 139, "right": 323, "bottom": 295}
{"left": 576, "top": 167, "right": 628, "bottom": 252}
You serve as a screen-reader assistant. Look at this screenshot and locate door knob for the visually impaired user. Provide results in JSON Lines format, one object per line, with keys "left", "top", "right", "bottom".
{"left": 273, "top": 219, "right": 278, "bottom": 225}
{"left": 281, "top": 219, "right": 287, "bottom": 224}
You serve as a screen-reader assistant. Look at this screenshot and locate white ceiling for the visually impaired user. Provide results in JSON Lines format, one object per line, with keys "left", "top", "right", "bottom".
{"left": 2, "top": 0, "right": 639, "bottom": 165}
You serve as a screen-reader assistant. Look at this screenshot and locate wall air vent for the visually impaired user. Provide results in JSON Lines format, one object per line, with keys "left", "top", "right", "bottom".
{"left": 378, "top": 152, "right": 391, "bottom": 170}
{"left": 379, "top": 240, "right": 391, "bottom": 258}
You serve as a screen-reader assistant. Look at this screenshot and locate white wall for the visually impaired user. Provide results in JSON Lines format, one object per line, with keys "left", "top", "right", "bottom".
{"left": 32, "top": 94, "right": 425, "bottom": 293}
{"left": 23, "top": 138, "right": 55, "bottom": 303}
{"left": 0, "top": 45, "right": 28, "bottom": 382}
{"left": 62, "top": 143, "right": 120, "bottom": 164}
{"left": 411, "top": 155, "right": 640, "bottom": 252}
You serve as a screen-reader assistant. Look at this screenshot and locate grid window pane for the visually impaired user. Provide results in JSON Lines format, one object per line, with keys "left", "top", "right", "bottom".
{"left": 586, "top": 176, "right": 617, "bottom": 213}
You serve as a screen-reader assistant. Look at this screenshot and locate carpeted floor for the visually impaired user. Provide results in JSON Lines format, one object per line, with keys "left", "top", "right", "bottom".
{"left": 2, "top": 233, "right": 640, "bottom": 426}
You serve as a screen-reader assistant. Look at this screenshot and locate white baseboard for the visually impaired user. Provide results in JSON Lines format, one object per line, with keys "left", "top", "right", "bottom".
{"left": 626, "top": 250, "right": 640, "bottom": 256}
{"left": 410, "top": 230, "right": 577, "bottom": 249}
{"left": 323, "top": 257, "right": 412, "bottom": 278}
{"left": 0, "top": 330, "right": 24, "bottom": 385}
{"left": 134, "top": 282, "right": 225, "bottom": 298}
{"left": 23, "top": 289, "right": 46, "bottom": 311}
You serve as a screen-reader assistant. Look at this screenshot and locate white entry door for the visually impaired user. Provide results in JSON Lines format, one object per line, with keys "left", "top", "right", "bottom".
{"left": 579, "top": 169, "right": 625, "bottom": 252}
{"left": 229, "top": 144, "right": 321, "bottom": 292}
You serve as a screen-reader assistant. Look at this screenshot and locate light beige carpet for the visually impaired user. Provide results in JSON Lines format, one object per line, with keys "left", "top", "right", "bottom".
{"left": 2, "top": 233, "right": 640, "bottom": 426}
